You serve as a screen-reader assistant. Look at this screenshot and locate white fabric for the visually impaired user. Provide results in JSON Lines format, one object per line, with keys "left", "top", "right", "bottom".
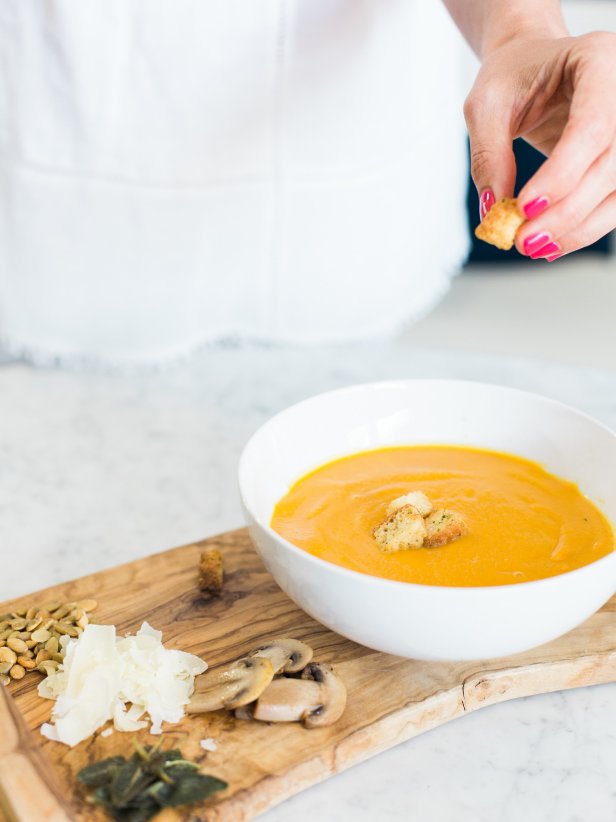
{"left": 0, "top": 0, "right": 470, "bottom": 366}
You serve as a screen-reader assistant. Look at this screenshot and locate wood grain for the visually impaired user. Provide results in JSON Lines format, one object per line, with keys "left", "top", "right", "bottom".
{"left": 1, "top": 529, "right": 615, "bottom": 822}
{"left": 0, "top": 685, "right": 71, "bottom": 822}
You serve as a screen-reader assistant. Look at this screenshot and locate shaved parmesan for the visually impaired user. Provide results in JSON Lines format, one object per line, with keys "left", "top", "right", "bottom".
{"left": 200, "top": 737, "right": 217, "bottom": 752}
{"left": 39, "top": 622, "right": 207, "bottom": 747}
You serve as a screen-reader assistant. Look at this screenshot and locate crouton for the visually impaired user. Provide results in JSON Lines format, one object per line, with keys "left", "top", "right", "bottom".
{"left": 423, "top": 509, "right": 469, "bottom": 548}
{"left": 373, "top": 504, "right": 427, "bottom": 553}
{"left": 475, "top": 197, "right": 525, "bottom": 251}
{"left": 387, "top": 490, "right": 433, "bottom": 518}
{"left": 198, "top": 547, "right": 224, "bottom": 594}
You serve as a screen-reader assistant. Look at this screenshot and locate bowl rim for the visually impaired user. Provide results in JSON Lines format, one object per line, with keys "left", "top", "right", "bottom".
{"left": 238, "top": 378, "right": 616, "bottom": 595}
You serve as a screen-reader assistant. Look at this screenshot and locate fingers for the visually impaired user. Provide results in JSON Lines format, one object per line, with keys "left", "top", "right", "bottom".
{"left": 518, "top": 37, "right": 616, "bottom": 219}
{"left": 464, "top": 88, "right": 517, "bottom": 205}
{"left": 521, "top": 189, "right": 616, "bottom": 261}
{"left": 516, "top": 143, "right": 616, "bottom": 256}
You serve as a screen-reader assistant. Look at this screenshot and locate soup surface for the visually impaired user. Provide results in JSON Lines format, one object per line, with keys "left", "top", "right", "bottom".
{"left": 270, "top": 446, "right": 614, "bottom": 586}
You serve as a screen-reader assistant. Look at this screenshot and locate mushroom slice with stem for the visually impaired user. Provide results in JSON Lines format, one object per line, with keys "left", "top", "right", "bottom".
{"left": 248, "top": 637, "right": 313, "bottom": 674}
{"left": 251, "top": 678, "right": 324, "bottom": 724}
{"left": 188, "top": 656, "right": 274, "bottom": 713}
{"left": 249, "top": 661, "right": 347, "bottom": 728}
{"left": 300, "top": 662, "right": 347, "bottom": 728}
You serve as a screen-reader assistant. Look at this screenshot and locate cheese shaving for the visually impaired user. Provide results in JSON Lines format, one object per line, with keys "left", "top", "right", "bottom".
{"left": 38, "top": 622, "right": 207, "bottom": 747}
{"left": 200, "top": 737, "right": 218, "bottom": 752}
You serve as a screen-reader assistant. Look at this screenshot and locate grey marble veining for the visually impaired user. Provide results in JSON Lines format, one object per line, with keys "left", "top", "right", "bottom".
{"left": 1, "top": 344, "right": 615, "bottom": 821}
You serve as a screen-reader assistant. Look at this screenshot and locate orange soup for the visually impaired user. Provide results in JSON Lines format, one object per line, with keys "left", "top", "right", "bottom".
{"left": 271, "top": 446, "right": 615, "bottom": 587}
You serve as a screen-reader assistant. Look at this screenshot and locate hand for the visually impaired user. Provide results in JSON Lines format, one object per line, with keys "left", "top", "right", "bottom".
{"left": 465, "top": 31, "right": 616, "bottom": 260}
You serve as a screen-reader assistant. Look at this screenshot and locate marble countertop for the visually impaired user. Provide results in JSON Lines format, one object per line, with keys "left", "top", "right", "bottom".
{"left": 1, "top": 344, "right": 615, "bottom": 821}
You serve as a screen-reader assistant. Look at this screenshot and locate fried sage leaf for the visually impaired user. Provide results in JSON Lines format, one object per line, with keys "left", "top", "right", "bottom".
{"left": 161, "top": 773, "right": 229, "bottom": 808}
{"left": 110, "top": 753, "right": 153, "bottom": 807}
{"left": 77, "top": 756, "right": 126, "bottom": 788}
{"left": 76, "top": 741, "right": 227, "bottom": 821}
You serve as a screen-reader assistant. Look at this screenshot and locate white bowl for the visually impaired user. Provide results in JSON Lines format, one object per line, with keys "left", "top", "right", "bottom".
{"left": 239, "top": 380, "right": 616, "bottom": 660}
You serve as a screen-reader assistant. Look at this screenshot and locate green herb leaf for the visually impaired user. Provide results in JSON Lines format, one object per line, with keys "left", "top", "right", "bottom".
{"left": 89, "top": 785, "right": 114, "bottom": 809}
{"left": 162, "top": 759, "right": 200, "bottom": 776}
{"left": 77, "top": 756, "right": 126, "bottom": 787}
{"left": 162, "top": 773, "right": 228, "bottom": 808}
{"left": 78, "top": 740, "right": 227, "bottom": 820}
{"left": 113, "top": 803, "right": 159, "bottom": 822}
{"left": 110, "top": 753, "right": 153, "bottom": 808}
{"left": 145, "top": 779, "right": 175, "bottom": 806}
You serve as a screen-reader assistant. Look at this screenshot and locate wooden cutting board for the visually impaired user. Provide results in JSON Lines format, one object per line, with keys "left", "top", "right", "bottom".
{"left": 1, "top": 529, "right": 616, "bottom": 822}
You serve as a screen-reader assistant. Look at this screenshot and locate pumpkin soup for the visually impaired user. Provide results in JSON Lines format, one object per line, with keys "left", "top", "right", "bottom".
{"left": 270, "top": 446, "right": 615, "bottom": 587}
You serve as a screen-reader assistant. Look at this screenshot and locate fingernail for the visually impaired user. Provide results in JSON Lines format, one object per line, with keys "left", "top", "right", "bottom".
{"left": 523, "top": 232, "right": 551, "bottom": 255}
{"left": 523, "top": 196, "right": 549, "bottom": 220}
{"left": 479, "top": 189, "right": 496, "bottom": 220}
{"left": 530, "top": 241, "right": 561, "bottom": 259}
{"left": 546, "top": 253, "right": 563, "bottom": 262}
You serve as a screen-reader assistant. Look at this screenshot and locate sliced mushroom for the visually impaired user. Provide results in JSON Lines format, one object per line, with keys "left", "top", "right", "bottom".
{"left": 248, "top": 637, "right": 313, "bottom": 674}
{"left": 300, "top": 662, "right": 347, "bottom": 728}
{"left": 252, "top": 678, "right": 324, "bottom": 723}
{"left": 234, "top": 704, "right": 255, "bottom": 721}
{"left": 247, "top": 661, "right": 347, "bottom": 728}
{"left": 188, "top": 656, "right": 274, "bottom": 713}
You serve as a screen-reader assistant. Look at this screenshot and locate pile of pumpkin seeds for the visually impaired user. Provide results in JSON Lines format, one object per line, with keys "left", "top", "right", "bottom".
{"left": 0, "top": 598, "right": 98, "bottom": 685}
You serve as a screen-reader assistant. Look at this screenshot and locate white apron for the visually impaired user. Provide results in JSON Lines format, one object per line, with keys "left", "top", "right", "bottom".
{"left": 0, "top": 0, "right": 469, "bottom": 365}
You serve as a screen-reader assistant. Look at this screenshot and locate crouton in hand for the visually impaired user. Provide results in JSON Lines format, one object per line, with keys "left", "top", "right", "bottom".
{"left": 424, "top": 509, "right": 469, "bottom": 548}
{"left": 373, "top": 504, "right": 427, "bottom": 553}
{"left": 198, "top": 547, "right": 224, "bottom": 594}
{"left": 387, "top": 490, "right": 433, "bottom": 518}
{"left": 475, "top": 197, "right": 525, "bottom": 251}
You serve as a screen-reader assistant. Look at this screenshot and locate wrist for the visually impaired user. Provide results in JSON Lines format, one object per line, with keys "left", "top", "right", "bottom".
{"left": 481, "top": 8, "right": 568, "bottom": 59}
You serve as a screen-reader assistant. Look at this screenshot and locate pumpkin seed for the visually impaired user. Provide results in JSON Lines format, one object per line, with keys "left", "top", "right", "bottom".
{"left": 7, "top": 637, "right": 27, "bottom": 654}
{"left": 37, "top": 660, "right": 59, "bottom": 676}
{"left": 10, "top": 617, "right": 27, "bottom": 631}
{"left": 26, "top": 616, "right": 42, "bottom": 632}
{"left": 54, "top": 622, "right": 79, "bottom": 637}
{"left": 41, "top": 601, "right": 61, "bottom": 613}
{"left": 45, "top": 636, "right": 59, "bottom": 655}
{"left": 9, "top": 664, "right": 25, "bottom": 680}
{"left": 0, "top": 597, "right": 97, "bottom": 681}
{"left": 0, "top": 647, "right": 17, "bottom": 665}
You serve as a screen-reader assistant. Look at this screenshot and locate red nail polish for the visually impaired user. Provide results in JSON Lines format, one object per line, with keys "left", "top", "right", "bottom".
{"left": 523, "top": 232, "right": 551, "bottom": 255}
{"left": 530, "top": 241, "right": 560, "bottom": 259}
{"left": 479, "top": 189, "right": 495, "bottom": 220}
{"left": 524, "top": 196, "right": 549, "bottom": 220}
{"left": 546, "top": 253, "right": 563, "bottom": 262}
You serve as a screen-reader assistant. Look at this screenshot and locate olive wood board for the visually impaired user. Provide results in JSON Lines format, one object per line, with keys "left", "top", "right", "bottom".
{"left": 1, "top": 529, "right": 616, "bottom": 822}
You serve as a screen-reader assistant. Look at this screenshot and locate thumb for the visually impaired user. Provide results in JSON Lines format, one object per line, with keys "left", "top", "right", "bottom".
{"left": 464, "top": 91, "right": 517, "bottom": 217}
